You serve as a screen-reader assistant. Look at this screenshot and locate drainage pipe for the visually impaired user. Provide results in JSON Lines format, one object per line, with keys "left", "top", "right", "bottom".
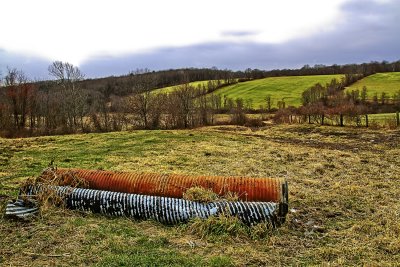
{"left": 22, "top": 185, "right": 286, "bottom": 226}
{"left": 48, "top": 168, "right": 288, "bottom": 203}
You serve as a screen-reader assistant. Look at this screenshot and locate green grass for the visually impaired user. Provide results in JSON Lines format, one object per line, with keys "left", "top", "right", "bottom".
{"left": 152, "top": 80, "right": 224, "bottom": 94}
{"left": 346, "top": 72, "right": 400, "bottom": 97}
{"left": 368, "top": 113, "right": 399, "bottom": 128}
{"left": 369, "top": 112, "right": 398, "bottom": 121}
{"left": 1, "top": 125, "right": 399, "bottom": 266}
{"left": 211, "top": 75, "right": 344, "bottom": 108}
{"left": 304, "top": 113, "right": 399, "bottom": 128}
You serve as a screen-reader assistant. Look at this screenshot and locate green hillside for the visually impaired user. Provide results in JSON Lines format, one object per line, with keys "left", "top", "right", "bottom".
{"left": 212, "top": 75, "right": 344, "bottom": 108}
{"left": 346, "top": 72, "right": 400, "bottom": 98}
{"left": 152, "top": 80, "right": 223, "bottom": 94}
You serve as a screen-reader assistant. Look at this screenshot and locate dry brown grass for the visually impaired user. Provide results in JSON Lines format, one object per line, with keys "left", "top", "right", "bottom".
{"left": 183, "top": 186, "right": 219, "bottom": 203}
{"left": 181, "top": 186, "right": 272, "bottom": 241}
{"left": 183, "top": 186, "right": 240, "bottom": 203}
{"left": 18, "top": 168, "right": 89, "bottom": 215}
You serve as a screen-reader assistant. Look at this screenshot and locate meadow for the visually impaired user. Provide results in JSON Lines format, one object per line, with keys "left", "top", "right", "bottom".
{"left": 1, "top": 124, "right": 399, "bottom": 266}
{"left": 211, "top": 75, "right": 344, "bottom": 108}
{"left": 151, "top": 80, "right": 223, "bottom": 94}
{"left": 346, "top": 72, "right": 400, "bottom": 97}
{"left": 151, "top": 75, "right": 344, "bottom": 109}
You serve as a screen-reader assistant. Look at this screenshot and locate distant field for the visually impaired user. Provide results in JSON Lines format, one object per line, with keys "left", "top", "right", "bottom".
{"left": 152, "top": 80, "right": 224, "bottom": 94}
{"left": 319, "top": 112, "right": 399, "bottom": 127}
{"left": 369, "top": 112, "right": 398, "bottom": 121}
{"left": 346, "top": 72, "right": 400, "bottom": 97}
{"left": 368, "top": 113, "right": 399, "bottom": 127}
{"left": 211, "top": 75, "right": 344, "bottom": 108}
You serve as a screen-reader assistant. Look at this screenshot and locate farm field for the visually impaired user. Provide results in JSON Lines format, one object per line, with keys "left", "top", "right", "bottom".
{"left": 211, "top": 74, "right": 344, "bottom": 108}
{"left": 369, "top": 112, "right": 398, "bottom": 121}
{"left": 346, "top": 72, "right": 400, "bottom": 97}
{"left": 152, "top": 80, "right": 225, "bottom": 94}
{"left": 302, "top": 113, "right": 399, "bottom": 128}
{"left": 1, "top": 125, "right": 399, "bottom": 266}
{"left": 368, "top": 112, "right": 399, "bottom": 126}
{"left": 215, "top": 112, "right": 399, "bottom": 128}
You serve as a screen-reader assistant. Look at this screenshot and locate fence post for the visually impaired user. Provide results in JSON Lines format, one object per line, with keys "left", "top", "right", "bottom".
{"left": 365, "top": 114, "right": 368, "bottom": 128}
{"left": 340, "top": 114, "right": 344, "bottom": 127}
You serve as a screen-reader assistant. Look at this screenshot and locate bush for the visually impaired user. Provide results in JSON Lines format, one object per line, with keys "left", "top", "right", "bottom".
{"left": 244, "top": 117, "right": 264, "bottom": 127}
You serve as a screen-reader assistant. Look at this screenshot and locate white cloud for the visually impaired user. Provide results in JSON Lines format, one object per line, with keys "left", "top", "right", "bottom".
{"left": 0, "top": 0, "right": 347, "bottom": 65}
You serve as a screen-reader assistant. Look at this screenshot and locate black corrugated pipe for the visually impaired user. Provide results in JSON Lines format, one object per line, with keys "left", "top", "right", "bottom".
{"left": 5, "top": 199, "right": 39, "bottom": 219}
{"left": 22, "top": 185, "right": 287, "bottom": 227}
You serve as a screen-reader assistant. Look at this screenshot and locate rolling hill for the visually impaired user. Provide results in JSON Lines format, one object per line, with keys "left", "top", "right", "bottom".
{"left": 346, "top": 72, "right": 400, "bottom": 98}
{"left": 151, "top": 80, "right": 221, "bottom": 94}
{"left": 211, "top": 75, "right": 344, "bottom": 108}
{"left": 152, "top": 75, "right": 344, "bottom": 108}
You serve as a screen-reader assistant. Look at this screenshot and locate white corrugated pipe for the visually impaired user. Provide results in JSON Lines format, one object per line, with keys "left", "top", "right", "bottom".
{"left": 17, "top": 185, "right": 287, "bottom": 226}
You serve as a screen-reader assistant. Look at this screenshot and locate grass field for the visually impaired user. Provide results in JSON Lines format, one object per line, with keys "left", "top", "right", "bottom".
{"left": 211, "top": 75, "right": 344, "bottom": 108}
{"left": 347, "top": 72, "right": 400, "bottom": 97}
{"left": 369, "top": 112, "right": 399, "bottom": 124}
{"left": 152, "top": 80, "right": 224, "bottom": 94}
{"left": 1, "top": 125, "right": 399, "bottom": 266}
{"left": 302, "top": 113, "right": 399, "bottom": 128}
{"left": 369, "top": 112, "right": 398, "bottom": 120}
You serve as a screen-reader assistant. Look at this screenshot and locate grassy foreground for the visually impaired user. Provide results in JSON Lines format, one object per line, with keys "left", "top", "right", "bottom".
{"left": 347, "top": 72, "right": 400, "bottom": 97}
{"left": 212, "top": 75, "right": 344, "bottom": 108}
{"left": 1, "top": 125, "right": 399, "bottom": 266}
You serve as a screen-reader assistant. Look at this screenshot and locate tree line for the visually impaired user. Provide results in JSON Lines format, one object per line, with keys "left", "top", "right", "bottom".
{"left": 275, "top": 74, "right": 400, "bottom": 127}
{"left": 1, "top": 60, "right": 400, "bottom": 137}
{"left": 0, "top": 62, "right": 259, "bottom": 137}
{"left": 42, "top": 60, "right": 400, "bottom": 98}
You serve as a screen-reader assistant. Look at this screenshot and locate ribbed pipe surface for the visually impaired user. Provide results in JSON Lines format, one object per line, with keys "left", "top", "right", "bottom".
{"left": 5, "top": 199, "right": 39, "bottom": 219}
{"left": 50, "top": 168, "right": 288, "bottom": 203}
{"left": 23, "top": 185, "right": 285, "bottom": 226}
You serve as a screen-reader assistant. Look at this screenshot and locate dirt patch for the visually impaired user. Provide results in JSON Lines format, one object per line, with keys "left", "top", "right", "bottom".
{"left": 269, "top": 136, "right": 376, "bottom": 152}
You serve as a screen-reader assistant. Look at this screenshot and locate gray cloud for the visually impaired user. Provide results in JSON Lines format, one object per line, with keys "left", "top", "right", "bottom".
{"left": 78, "top": 0, "right": 400, "bottom": 77}
{"left": 0, "top": 49, "right": 52, "bottom": 80}
{"left": 220, "top": 30, "right": 259, "bottom": 37}
{"left": 1, "top": 0, "right": 399, "bottom": 79}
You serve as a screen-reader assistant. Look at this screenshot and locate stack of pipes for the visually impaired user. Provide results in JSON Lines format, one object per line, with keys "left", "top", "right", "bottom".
{"left": 10, "top": 168, "right": 289, "bottom": 226}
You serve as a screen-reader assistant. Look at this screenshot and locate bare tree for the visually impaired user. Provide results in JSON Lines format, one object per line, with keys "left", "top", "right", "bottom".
{"left": 4, "top": 68, "right": 35, "bottom": 129}
{"left": 231, "top": 98, "right": 246, "bottom": 125}
{"left": 209, "top": 93, "right": 222, "bottom": 124}
{"left": 173, "top": 83, "right": 196, "bottom": 128}
{"left": 48, "top": 61, "right": 85, "bottom": 85}
{"left": 48, "top": 61, "right": 87, "bottom": 131}
{"left": 265, "top": 95, "right": 272, "bottom": 112}
{"left": 277, "top": 99, "right": 286, "bottom": 110}
{"left": 361, "top": 86, "right": 368, "bottom": 104}
{"left": 380, "top": 92, "right": 388, "bottom": 105}
{"left": 128, "top": 91, "right": 152, "bottom": 129}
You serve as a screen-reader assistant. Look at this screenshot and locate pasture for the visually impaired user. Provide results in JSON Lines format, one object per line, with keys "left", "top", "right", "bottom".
{"left": 211, "top": 75, "right": 344, "bottom": 108}
{"left": 346, "top": 72, "right": 400, "bottom": 97}
{"left": 1, "top": 124, "right": 399, "bottom": 266}
{"left": 151, "top": 80, "right": 223, "bottom": 94}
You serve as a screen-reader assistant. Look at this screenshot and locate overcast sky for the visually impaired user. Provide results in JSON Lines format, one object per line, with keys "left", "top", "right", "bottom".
{"left": 0, "top": 0, "right": 399, "bottom": 79}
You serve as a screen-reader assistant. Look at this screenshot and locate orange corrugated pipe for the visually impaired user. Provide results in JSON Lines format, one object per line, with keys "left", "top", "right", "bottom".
{"left": 49, "top": 168, "right": 288, "bottom": 203}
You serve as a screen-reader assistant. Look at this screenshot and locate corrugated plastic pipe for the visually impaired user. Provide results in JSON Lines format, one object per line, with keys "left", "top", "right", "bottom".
{"left": 22, "top": 185, "right": 286, "bottom": 226}
{"left": 5, "top": 199, "right": 39, "bottom": 219}
{"left": 49, "top": 168, "right": 288, "bottom": 204}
